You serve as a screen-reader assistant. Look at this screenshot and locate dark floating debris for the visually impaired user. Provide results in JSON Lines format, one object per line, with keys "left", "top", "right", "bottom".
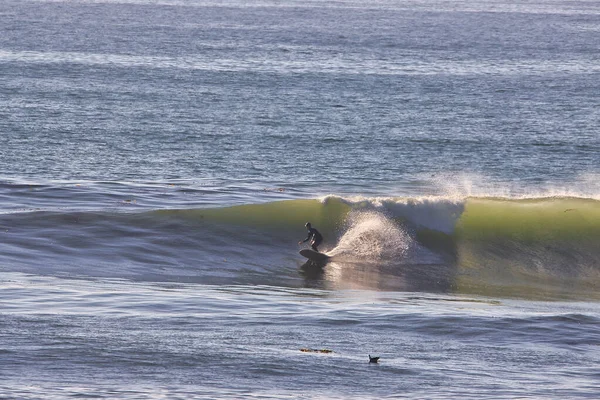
{"left": 300, "top": 348, "right": 333, "bottom": 354}
{"left": 263, "top": 187, "right": 286, "bottom": 192}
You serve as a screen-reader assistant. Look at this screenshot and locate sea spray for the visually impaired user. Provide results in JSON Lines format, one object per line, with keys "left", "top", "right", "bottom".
{"left": 329, "top": 211, "right": 411, "bottom": 262}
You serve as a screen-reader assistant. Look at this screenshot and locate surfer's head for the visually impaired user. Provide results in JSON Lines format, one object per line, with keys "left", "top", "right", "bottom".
{"left": 305, "top": 222, "right": 311, "bottom": 229}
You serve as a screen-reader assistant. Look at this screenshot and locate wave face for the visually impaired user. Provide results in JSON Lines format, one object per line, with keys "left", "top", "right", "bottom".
{"left": 453, "top": 197, "right": 600, "bottom": 298}
{"left": 1, "top": 195, "right": 599, "bottom": 299}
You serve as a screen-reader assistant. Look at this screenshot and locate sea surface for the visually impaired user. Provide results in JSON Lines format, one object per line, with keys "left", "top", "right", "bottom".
{"left": 1, "top": 0, "right": 599, "bottom": 398}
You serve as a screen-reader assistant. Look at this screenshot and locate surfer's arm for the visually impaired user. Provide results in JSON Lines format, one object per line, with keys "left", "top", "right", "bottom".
{"left": 300, "top": 232, "right": 313, "bottom": 243}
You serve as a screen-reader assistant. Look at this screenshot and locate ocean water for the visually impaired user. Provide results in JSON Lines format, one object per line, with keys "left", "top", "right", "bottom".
{"left": 1, "top": 0, "right": 599, "bottom": 398}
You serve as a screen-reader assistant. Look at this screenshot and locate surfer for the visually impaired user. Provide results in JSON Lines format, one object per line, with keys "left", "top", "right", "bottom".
{"left": 299, "top": 222, "right": 323, "bottom": 252}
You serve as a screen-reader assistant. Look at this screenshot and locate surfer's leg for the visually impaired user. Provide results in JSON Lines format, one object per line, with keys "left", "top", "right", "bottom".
{"left": 311, "top": 239, "right": 321, "bottom": 252}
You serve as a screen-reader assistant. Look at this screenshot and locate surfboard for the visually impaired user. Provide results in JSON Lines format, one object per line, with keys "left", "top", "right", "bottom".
{"left": 299, "top": 249, "right": 330, "bottom": 264}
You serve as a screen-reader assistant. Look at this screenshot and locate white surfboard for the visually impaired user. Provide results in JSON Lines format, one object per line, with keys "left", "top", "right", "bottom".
{"left": 299, "top": 249, "right": 330, "bottom": 264}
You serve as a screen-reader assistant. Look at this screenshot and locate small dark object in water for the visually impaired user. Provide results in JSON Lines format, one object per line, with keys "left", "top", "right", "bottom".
{"left": 369, "top": 355, "right": 380, "bottom": 363}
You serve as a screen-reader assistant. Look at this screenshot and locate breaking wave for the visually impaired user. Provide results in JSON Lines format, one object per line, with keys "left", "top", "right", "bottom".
{"left": 1, "top": 194, "right": 599, "bottom": 299}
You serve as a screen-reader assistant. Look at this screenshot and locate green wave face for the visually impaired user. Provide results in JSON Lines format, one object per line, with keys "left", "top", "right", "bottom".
{"left": 457, "top": 197, "right": 600, "bottom": 242}
{"left": 157, "top": 197, "right": 352, "bottom": 236}
{"left": 454, "top": 197, "right": 600, "bottom": 299}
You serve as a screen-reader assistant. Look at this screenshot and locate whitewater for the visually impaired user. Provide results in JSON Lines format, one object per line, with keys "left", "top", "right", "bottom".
{"left": 1, "top": 0, "right": 600, "bottom": 398}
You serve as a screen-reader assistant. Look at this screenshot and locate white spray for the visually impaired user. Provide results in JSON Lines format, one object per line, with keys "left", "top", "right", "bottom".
{"left": 329, "top": 211, "right": 411, "bottom": 262}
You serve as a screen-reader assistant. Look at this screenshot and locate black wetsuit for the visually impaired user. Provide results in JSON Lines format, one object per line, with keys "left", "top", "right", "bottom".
{"left": 303, "top": 227, "right": 323, "bottom": 252}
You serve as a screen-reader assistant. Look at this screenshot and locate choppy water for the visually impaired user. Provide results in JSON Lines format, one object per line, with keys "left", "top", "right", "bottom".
{"left": 2, "top": 276, "right": 599, "bottom": 399}
{"left": 1, "top": 0, "right": 599, "bottom": 398}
